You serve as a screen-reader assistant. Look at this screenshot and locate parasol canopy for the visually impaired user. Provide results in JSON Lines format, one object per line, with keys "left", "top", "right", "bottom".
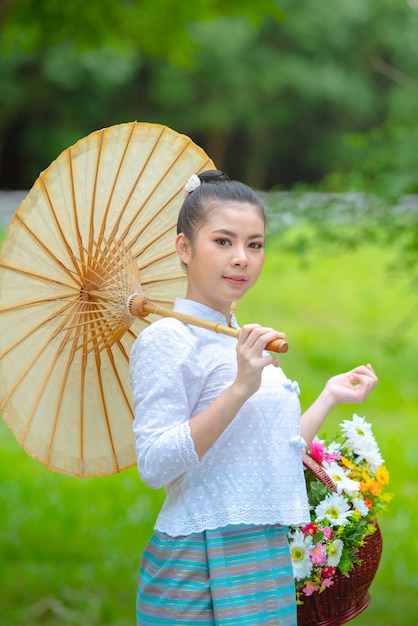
{"left": 0, "top": 121, "right": 215, "bottom": 478}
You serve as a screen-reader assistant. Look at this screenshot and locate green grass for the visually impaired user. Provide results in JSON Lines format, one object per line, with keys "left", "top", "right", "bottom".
{"left": 1, "top": 229, "right": 418, "bottom": 624}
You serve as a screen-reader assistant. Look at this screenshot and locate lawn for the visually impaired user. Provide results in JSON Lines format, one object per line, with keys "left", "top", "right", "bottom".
{"left": 1, "top": 225, "right": 418, "bottom": 624}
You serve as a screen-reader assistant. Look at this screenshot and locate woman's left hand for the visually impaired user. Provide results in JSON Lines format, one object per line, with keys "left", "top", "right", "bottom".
{"left": 324, "top": 363, "right": 378, "bottom": 406}
{"left": 300, "top": 364, "right": 378, "bottom": 445}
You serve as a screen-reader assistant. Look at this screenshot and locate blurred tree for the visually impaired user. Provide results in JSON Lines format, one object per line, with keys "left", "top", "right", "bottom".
{"left": 321, "top": 0, "right": 418, "bottom": 196}
{"left": 0, "top": 0, "right": 283, "bottom": 65}
{"left": 138, "top": 0, "right": 418, "bottom": 190}
{"left": 1, "top": 0, "right": 417, "bottom": 194}
{"left": 0, "top": 0, "right": 283, "bottom": 187}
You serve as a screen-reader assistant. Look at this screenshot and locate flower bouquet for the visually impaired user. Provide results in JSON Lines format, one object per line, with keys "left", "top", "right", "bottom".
{"left": 288, "top": 414, "right": 392, "bottom": 626}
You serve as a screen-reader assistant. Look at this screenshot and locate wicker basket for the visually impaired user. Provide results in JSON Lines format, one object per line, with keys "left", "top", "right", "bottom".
{"left": 297, "top": 452, "right": 383, "bottom": 626}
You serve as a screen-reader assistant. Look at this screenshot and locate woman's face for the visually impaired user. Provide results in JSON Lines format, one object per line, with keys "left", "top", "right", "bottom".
{"left": 176, "top": 201, "right": 265, "bottom": 318}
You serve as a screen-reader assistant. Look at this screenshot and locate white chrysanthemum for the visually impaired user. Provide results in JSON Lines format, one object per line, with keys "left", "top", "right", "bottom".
{"left": 341, "top": 414, "right": 374, "bottom": 448}
{"left": 322, "top": 461, "right": 360, "bottom": 496}
{"left": 353, "top": 440, "right": 384, "bottom": 473}
{"left": 315, "top": 492, "right": 353, "bottom": 527}
{"left": 327, "top": 538, "right": 344, "bottom": 566}
{"left": 289, "top": 529, "right": 313, "bottom": 580}
{"left": 352, "top": 495, "right": 369, "bottom": 517}
{"left": 327, "top": 441, "right": 342, "bottom": 456}
{"left": 341, "top": 414, "right": 384, "bottom": 471}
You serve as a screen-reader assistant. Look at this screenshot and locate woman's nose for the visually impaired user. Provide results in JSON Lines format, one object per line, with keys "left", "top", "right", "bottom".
{"left": 231, "top": 246, "right": 248, "bottom": 266}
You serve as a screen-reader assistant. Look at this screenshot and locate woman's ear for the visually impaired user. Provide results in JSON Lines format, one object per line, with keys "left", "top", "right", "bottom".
{"left": 175, "top": 233, "right": 191, "bottom": 265}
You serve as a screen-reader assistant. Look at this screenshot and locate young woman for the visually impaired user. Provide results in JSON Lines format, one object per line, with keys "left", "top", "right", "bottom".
{"left": 130, "top": 170, "right": 378, "bottom": 625}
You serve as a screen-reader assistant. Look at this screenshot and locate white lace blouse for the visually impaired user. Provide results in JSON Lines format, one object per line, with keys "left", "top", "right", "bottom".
{"left": 130, "top": 298, "right": 310, "bottom": 536}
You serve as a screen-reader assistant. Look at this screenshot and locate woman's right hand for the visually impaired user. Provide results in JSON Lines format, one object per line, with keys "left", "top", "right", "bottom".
{"left": 189, "top": 324, "right": 285, "bottom": 459}
{"left": 233, "top": 324, "right": 285, "bottom": 398}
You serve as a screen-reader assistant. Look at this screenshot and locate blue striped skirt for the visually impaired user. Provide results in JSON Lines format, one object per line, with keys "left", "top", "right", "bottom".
{"left": 136, "top": 524, "right": 297, "bottom": 625}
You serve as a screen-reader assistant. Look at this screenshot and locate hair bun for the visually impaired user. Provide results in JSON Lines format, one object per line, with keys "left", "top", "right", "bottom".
{"left": 198, "top": 169, "right": 230, "bottom": 184}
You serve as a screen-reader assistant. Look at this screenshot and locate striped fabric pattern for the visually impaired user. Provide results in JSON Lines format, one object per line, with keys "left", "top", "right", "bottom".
{"left": 136, "top": 524, "right": 297, "bottom": 625}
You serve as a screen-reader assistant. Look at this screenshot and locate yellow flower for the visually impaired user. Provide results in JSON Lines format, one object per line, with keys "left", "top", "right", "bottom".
{"left": 380, "top": 492, "right": 394, "bottom": 506}
{"left": 362, "top": 468, "right": 372, "bottom": 482}
{"left": 375, "top": 466, "right": 390, "bottom": 485}
{"left": 360, "top": 480, "right": 371, "bottom": 493}
{"left": 341, "top": 456, "right": 356, "bottom": 470}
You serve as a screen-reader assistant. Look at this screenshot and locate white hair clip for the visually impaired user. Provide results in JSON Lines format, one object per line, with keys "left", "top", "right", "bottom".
{"left": 183, "top": 174, "right": 201, "bottom": 197}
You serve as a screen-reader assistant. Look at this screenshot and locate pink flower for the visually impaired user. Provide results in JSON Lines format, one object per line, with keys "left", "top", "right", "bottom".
{"left": 322, "top": 526, "right": 334, "bottom": 540}
{"left": 310, "top": 543, "right": 327, "bottom": 566}
{"left": 302, "top": 581, "right": 320, "bottom": 596}
{"left": 310, "top": 439, "right": 341, "bottom": 464}
{"left": 302, "top": 522, "right": 318, "bottom": 536}
{"left": 320, "top": 577, "right": 335, "bottom": 590}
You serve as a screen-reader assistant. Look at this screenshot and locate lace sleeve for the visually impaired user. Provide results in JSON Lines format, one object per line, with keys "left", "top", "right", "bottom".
{"left": 130, "top": 321, "right": 201, "bottom": 489}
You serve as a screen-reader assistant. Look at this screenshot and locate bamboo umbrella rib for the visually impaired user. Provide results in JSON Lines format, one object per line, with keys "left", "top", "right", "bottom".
{"left": 39, "top": 174, "right": 80, "bottom": 275}
{"left": 106, "top": 344, "right": 135, "bottom": 420}
{"left": 123, "top": 326, "right": 141, "bottom": 343}
{"left": 43, "top": 334, "right": 79, "bottom": 470}
{"left": 93, "top": 349, "right": 120, "bottom": 474}
{"left": 125, "top": 196, "right": 178, "bottom": 251}
{"left": 133, "top": 219, "right": 177, "bottom": 259}
{"left": 0, "top": 291, "right": 81, "bottom": 315}
{"left": 94, "top": 328, "right": 124, "bottom": 354}
{"left": 124, "top": 156, "right": 213, "bottom": 252}
{"left": 1, "top": 314, "right": 76, "bottom": 411}
{"left": 7, "top": 316, "right": 77, "bottom": 446}
{"left": 78, "top": 346, "right": 87, "bottom": 474}
{"left": 0, "top": 262, "right": 80, "bottom": 293}
{"left": 108, "top": 125, "right": 168, "bottom": 242}
{"left": 75, "top": 239, "right": 141, "bottom": 293}
{"left": 136, "top": 246, "right": 179, "bottom": 272}
{"left": 97, "top": 122, "right": 137, "bottom": 243}
{"left": 10, "top": 213, "right": 84, "bottom": 285}
{"left": 1, "top": 343, "right": 52, "bottom": 410}
{"left": 140, "top": 273, "right": 186, "bottom": 286}
{"left": 67, "top": 146, "right": 86, "bottom": 272}
{"left": 55, "top": 304, "right": 117, "bottom": 325}
{"left": 79, "top": 314, "right": 117, "bottom": 354}
{"left": 101, "top": 237, "right": 139, "bottom": 279}
{"left": 88, "top": 128, "right": 105, "bottom": 254}
{"left": 0, "top": 296, "right": 95, "bottom": 362}
{"left": 115, "top": 132, "right": 194, "bottom": 244}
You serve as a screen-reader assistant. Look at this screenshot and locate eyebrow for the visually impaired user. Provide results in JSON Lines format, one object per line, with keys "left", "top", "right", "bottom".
{"left": 212, "top": 228, "right": 264, "bottom": 239}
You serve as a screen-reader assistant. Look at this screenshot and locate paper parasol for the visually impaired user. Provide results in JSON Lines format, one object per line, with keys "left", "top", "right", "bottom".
{"left": 0, "top": 121, "right": 216, "bottom": 477}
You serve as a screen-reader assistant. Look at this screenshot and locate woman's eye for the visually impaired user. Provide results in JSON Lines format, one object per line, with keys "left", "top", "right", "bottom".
{"left": 249, "top": 242, "right": 263, "bottom": 249}
{"left": 215, "top": 238, "right": 230, "bottom": 246}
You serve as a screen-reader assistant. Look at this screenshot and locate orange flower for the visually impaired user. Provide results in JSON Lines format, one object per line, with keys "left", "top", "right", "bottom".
{"left": 360, "top": 480, "right": 371, "bottom": 493}
{"left": 368, "top": 481, "right": 383, "bottom": 496}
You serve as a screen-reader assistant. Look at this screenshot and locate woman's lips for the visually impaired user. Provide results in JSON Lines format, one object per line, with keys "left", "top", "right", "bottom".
{"left": 224, "top": 275, "right": 247, "bottom": 285}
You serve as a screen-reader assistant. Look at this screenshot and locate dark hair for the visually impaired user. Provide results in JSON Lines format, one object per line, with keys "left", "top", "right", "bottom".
{"left": 177, "top": 170, "right": 266, "bottom": 242}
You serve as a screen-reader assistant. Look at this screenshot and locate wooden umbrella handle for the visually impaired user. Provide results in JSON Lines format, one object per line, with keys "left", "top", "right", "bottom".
{"left": 210, "top": 323, "right": 288, "bottom": 353}
{"left": 129, "top": 295, "right": 289, "bottom": 354}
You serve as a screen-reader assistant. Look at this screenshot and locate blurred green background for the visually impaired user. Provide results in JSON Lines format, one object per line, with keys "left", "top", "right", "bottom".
{"left": 1, "top": 0, "right": 418, "bottom": 624}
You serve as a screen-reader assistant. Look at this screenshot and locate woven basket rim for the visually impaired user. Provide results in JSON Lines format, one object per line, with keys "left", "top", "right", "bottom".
{"left": 301, "top": 450, "right": 337, "bottom": 491}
